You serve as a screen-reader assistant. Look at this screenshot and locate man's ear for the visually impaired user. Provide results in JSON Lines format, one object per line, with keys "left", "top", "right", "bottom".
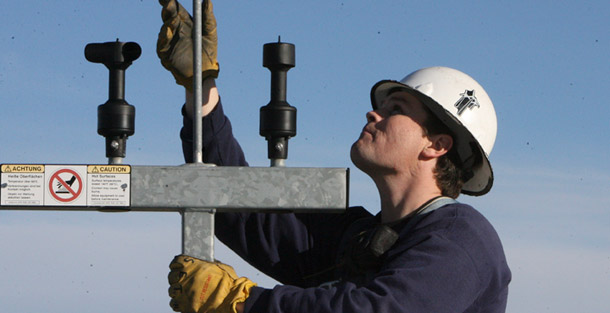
{"left": 422, "top": 134, "right": 453, "bottom": 159}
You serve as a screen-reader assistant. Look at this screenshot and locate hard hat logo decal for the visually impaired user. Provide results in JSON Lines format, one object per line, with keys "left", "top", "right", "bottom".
{"left": 454, "top": 89, "right": 480, "bottom": 115}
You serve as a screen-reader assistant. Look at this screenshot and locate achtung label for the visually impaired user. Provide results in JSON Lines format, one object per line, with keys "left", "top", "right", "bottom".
{"left": 1, "top": 164, "right": 45, "bottom": 205}
{"left": 1, "top": 164, "right": 45, "bottom": 173}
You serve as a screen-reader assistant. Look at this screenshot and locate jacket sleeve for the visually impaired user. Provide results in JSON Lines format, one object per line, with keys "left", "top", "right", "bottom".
{"left": 180, "top": 99, "right": 248, "bottom": 166}
{"left": 214, "top": 208, "right": 372, "bottom": 287}
{"left": 244, "top": 229, "right": 504, "bottom": 313}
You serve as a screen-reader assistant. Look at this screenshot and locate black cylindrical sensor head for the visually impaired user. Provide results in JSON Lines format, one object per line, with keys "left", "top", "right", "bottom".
{"left": 85, "top": 41, "right": 141, "bottom": 69}
{"left": 263, "top": 42, "right": 295, "bottom": 70}
{"left": 260, "top": 104, "right": 297, "bottom": 138}
{"left": 97, "top": 100, "right": 135, "bottom": 137}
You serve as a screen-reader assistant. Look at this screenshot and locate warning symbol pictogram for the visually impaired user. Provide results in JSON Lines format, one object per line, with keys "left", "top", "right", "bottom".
{"left": 49, "top": 169, "right": 83, "bottom": 203}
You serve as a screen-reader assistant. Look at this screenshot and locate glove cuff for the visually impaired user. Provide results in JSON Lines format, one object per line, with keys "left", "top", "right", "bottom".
{"left": 223, "top": 277, "right": 257, "bottom": 313}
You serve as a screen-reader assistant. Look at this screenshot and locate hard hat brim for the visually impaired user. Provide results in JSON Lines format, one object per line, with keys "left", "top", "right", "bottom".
{"left": 370, "top": 80, "right": 493, "bottom": 196}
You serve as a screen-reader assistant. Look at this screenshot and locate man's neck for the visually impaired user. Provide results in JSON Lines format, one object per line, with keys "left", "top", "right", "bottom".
{"left": 374, "top": 173, "right": 443, "bottom": 224}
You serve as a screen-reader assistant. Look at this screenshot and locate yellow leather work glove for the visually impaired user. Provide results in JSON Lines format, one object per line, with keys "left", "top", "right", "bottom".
{"left": 157, "top": 0, "right": 219, "bottom": 92}
{"left": 168, "top": 255, "right": 256, "bottom": 313}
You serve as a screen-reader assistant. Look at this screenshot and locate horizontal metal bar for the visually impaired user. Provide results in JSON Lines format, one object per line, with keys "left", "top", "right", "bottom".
{"left": 0, "top": 165, "right": 349, "bottom": 212}
{"left": 132, "top": 165, "right": 348, "bottom": 211}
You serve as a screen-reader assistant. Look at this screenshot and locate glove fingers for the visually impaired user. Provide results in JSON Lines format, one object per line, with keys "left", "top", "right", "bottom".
{"left": 201, "top": 0, "right": 218, "bottom": 78}
{"left": 168, "top": 282, "right": 183, "bottom": 298}
{"left": 169, "top": 298, "right": 181, "bottom": 312}
{"left": 160, "top": 0, "right": 178, "bottom": 22}
{"left": 157, "top": 24, "right": 173, "bottom": 55}
{"left": 157, "top": 4, "right": 183, "bottom": 55}
{"left": 176, "top": 1, "right": 193, "bottom": 23}
{"left": 169, "top": 255, "right": 185, "bottom": 270}
{"left": 202, "top": 0, "right": 217, "bottom": 35}
{"left": 168, "top": 269, "right": 187, "bottom": 284}
{"left": 167, "top": 32, "right": 195, "bottom": 80}
{"left": 161, "top": 0, "right": 192, "bottom": 24}
{"left": 167, "top": 278, "right": 200, "bottom": 312}
{"left": 170, "top": 255, "right": 199, "bottom": 269}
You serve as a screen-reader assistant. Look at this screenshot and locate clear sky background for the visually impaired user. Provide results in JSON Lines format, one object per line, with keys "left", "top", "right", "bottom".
{"left": 1, "top": 0, "right": 608, "bottom": 312}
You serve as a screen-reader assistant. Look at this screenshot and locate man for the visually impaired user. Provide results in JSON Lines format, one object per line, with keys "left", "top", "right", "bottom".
{"left": 157, "top": 0, "right": 511, "bottom": 312}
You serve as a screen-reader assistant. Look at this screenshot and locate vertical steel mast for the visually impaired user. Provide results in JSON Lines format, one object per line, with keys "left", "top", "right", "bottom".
{"left": 181, "top": 0, "right": 215, "bottom": 262}
{"left": 192, "top": 0, "right": 204, "bottom": 164}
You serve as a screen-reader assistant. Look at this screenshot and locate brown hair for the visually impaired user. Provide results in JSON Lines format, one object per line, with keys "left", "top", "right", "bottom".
{"left": 421, "top": 113, "right": 464, "bottom": 199}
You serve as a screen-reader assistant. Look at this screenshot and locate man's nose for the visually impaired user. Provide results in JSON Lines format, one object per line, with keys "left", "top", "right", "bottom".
{"left": 366, "top": 110, "right": 382, "bottom": 123}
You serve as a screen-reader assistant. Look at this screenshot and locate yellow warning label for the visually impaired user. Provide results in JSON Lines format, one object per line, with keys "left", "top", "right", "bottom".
{"left": 87, "top": 165, "right": 131, "bottom": 174}
{"left": 1, "top": 164, "right": 45, "bottom": 173}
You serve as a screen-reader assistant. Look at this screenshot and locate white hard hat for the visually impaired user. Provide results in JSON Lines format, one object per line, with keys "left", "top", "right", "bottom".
{"left": 370, "top": 66, "right": 497, "bottom": 196}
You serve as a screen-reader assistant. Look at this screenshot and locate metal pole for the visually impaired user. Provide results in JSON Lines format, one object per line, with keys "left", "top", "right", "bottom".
{"left": 192, "top": 0, "right": 203, "bottom": 164}
{"left": 182, "top": 209, "right": 214, "bottom": 261}
{"left": 108, "top": 156, "right": 123, "bottom": 165}
{"left": 184, "top": 0, "right": 213, "bottom": 262}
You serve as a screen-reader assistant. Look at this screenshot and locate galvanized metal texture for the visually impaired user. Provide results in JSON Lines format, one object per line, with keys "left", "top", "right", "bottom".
{"left": 182, "top": 209, "right": 215, "bottom": 261}
{"left": 131, "top": 165, "right": 348, "bottom": 211}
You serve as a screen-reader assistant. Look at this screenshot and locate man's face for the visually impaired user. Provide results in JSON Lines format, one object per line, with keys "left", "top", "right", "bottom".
{"left": 350, "top": 91, "right": 432, "bottom": 176}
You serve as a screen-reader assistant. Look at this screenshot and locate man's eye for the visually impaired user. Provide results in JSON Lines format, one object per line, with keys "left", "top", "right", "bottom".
{"left": 390, "top": 105, "right": 403, "bottom": 115}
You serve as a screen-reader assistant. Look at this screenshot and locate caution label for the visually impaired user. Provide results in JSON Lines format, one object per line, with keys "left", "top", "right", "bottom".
{"left": 87, "top": 165, "right": 130, "bottom": 206}
{"left": 88, "top": 165, "right": 131, "bottom": 174}
{"left": 0, "top": 164, "right": 131, "bottom": 207}
{"left": 0, "top": 164, "right": 45, "bottom": 205}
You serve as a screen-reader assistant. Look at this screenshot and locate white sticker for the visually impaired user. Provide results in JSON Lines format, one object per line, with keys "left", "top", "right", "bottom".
{"left": 45, "top": 165, "right": 88, "bottom": 206}
{"left": 87, "top": 165, "right": 130, "bottom": 207}
{"left": 1, "top": 164, "right": 131, "bottom": 208}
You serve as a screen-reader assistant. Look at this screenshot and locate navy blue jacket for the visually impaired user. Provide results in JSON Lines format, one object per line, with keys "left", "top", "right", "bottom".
{"left": 181, "top": 102, "right": 511, "bottom": 312}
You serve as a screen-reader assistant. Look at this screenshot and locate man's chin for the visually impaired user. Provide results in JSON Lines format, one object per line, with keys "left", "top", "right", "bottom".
{"left": 350, "top": 142, "right": 372, "bottom": 172}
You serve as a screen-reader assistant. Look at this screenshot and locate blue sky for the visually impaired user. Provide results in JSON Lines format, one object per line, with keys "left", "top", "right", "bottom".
{"left": 1, "top": 0, "right": 609, "bottom": 312}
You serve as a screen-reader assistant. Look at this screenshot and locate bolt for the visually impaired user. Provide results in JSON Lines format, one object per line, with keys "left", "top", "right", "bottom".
{"left": 111, "top": 140, "right": 120, "bottom": 150}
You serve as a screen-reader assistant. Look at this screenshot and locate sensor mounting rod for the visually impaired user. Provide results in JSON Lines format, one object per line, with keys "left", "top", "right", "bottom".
{"left": 260, "top": 38, "right": 296, "bottom": 166}
{"left": 85, "top": 40, "right": 141, "bottom": 164}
